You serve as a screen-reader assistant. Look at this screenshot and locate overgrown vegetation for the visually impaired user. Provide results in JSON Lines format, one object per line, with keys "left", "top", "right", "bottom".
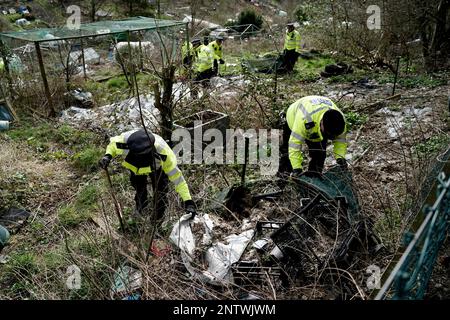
{"left": 0, "top": 0, "right": 449, "bottom": 301}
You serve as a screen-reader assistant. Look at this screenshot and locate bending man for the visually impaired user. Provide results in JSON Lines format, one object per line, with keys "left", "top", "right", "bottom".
{"left": 99, "top": 129, "right": 196, "bottom": 220}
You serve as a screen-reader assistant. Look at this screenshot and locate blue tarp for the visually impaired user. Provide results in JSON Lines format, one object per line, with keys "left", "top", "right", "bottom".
{"left": 0, "top": 102, "right": 13, "bottom": 121}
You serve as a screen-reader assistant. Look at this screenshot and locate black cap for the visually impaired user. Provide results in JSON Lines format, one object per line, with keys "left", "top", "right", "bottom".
{"left": 127, "top": 130, "right": 155, "bottom": 154}
{"left": 322, "top": 110, "right": 345, "bottom": 137}
{"left": 191, "top": 38, "right": 201, "bottom": 45}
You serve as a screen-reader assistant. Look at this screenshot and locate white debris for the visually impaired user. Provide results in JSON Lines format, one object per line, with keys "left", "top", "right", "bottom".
{"left": 60, "top": 95, "right": 160, "bottom": 134}
{"left": 170, "top": 213, "right": 255, "bottom": 285}
{"left": 210, "top": 76, "right": 229, "bottom": 88}
{"left": 182, "top": 15, "right": 220, "bottom": 29}
{"left": 278, "top": 10, "right": 287, "bottom": 17}
{"left": 15, "top": 18, "right": 30, "bottom": 26}
{"left": 378, "top": 106, "right": 433, "bottom": 138}
{"left": 69, "top": 48, "right": 101, "bottom": 65}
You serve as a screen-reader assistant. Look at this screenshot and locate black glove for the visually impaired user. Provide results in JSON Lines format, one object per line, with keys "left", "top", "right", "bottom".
{"left": 99, "top": 154, "right": 112, "bottom": 169}
{"left": 304, "top": 171, "right": 322, "bottom": 179}
{"left": 184, "top": 200, "right": 196, "bottom": 219}
{"left": 291, "top": 168, "right": 303, "bottom": 178}
{"left": 219, "top": 59, "right": 225, "bottom": 64}
{"left": 337, "top": 158, "right": 348, "bottom": 170}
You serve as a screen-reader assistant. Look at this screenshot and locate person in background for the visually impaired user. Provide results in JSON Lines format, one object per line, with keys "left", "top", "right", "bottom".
{"left": 282, "top": 23, "right": 301, "bottom": 73}
{"left": 208, "top": 35, "right": 225, "bottom": 76}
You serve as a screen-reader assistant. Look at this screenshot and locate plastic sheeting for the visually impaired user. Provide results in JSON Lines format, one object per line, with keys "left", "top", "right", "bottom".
{"left": 170, "top": 213, "right": 254, "bottom": 284}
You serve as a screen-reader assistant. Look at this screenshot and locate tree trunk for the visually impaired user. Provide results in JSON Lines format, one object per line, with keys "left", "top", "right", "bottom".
{"left": 91, "top": 0, "right": 96, "bottom": 22}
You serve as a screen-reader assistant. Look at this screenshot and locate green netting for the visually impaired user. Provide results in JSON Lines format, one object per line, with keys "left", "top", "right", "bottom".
{"left": 0, "top": 17, "right": 186, "bottom": 43}
{"left": 297, "top": 166, "right": 361, "bottom": 222}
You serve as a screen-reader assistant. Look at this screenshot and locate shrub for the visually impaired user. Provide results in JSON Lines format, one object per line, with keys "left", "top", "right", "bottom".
{"left": 72, "top": 147, "right": 104, "bottom": 173}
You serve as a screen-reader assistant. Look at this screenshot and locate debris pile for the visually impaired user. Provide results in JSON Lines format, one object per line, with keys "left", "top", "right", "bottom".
{"left": 170, "top": 168, "right": 377, "bottom": 298}
{"left": 59, "top": 95, "right": 160, "bottom": 134}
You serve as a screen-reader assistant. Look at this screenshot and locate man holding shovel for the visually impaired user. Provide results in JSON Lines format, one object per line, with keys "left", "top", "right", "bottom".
{"left": 99, "top": 129, "right": 196, "bottom": 222}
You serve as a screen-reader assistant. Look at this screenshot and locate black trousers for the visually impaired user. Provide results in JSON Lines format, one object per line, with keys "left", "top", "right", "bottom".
{"left": 129, "top": 169, "right": 169, "bottom": 220}
{"left": 283, "top": 49, "right": 299, "bottom": 72}
{"left": 194, "top": 68, "right": 214, "bottom": 86}
{"left": 279, "top": 122, "right": 328, "bottom": 173}
{"left": 213, "top": 59, "right": 219, "bottom": 76}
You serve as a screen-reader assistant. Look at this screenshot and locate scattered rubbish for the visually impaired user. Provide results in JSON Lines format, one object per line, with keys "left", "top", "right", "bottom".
{"left": 0, "top": 120, "right": 9, "bottom": 131}
{"left": 17, "top": 6, "right": 29, "bottom": 14}
{"left": 354, "top": 77, "right": 377, "bottom": 89}
{"left": 210, "top": 76, "right": 229, "bottom": 88}
{"left": 321, "top": 62, "right": 353, "bottom": 77}
{"left": 209, "top": 28, "right": 229, "bottom": 38}
{"left": 96, "top": 10, "right": 113, "bottom": 18}
{"left": 0, "top": 208, "right": 31, "bottom": 233}
{"left": 0, "top": 100, "right": 15, "bottom": 122}
{"left": 0, "top": 225, "right": 10, "bottom": 252}
{"left": 110, "top": 265, "right": 142, "bottom": 299}
{"left": 170, "top": 213, "right": 254, "bottom": 285}
{"left": 114, "top": 42, "right": 155, "bottom": 62}
{"left": 0, "top": 254, "right": 9, "bottom": 264}
{"left": 60, "top": 95, "right": 160, "bottom": 134}
{"left": 122, "top": 293, "right": 141, "bottom": 300}
{"left": 183, "top": 15, "right": 220, "bottom": 29}
{"left": 239, "top": 292, "right": 263, "bottom": 300}
{"left": 15, "top": 18, "right": 30, "bottom": 26}
{"left": 66, "top": 89, "right": 94, "bottom": 108}
{"left": 278, "top": 10, "right": 287, "bottom": 17}
{"left": 377, "top": 106, "right": 433, "bottom": 139}
{"left": 69, "top": 47, "right": 101, "bottom": 65}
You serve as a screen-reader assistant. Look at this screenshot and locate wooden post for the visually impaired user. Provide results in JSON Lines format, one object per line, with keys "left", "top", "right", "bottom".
{"left": 138, "top": 31, "right": 143, "bottom": 70}
{"left": 392, "top": 56, "right": 401, "bottom": 96}
{"left": 35, "top": 41, "right": 54, "bottom": 116}
{"left": 0, "top": 40, "right": 14, "bottom": 94}
{"left": 126, "top": 30, "right": 135, "bottom": 95}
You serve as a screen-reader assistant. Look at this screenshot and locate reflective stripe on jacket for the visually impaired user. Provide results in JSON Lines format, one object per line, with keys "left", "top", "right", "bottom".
{"left": 208, "top": 40, "right": 223, "bottom": 60}
{"left": 284, "top": 30, "right": 301, "bottom": 52}
{"left": 286, "top": 96, "right": 347, "bottom": 170}
{"left": 181, "top": 41, "right": 194, "bottom": 59}
{"left": 105, "top": 130, "right": 192, "bottom": 201}
{"left": 194, "top": 44, "right": 214, "bottom": 73}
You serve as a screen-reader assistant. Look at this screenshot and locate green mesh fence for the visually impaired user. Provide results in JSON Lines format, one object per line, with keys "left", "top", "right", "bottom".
{"left": 0, "top": 17, "right": 186, "bottom": 43}
{"left": 0, "top": 17, "right": 188, "bottom": 111}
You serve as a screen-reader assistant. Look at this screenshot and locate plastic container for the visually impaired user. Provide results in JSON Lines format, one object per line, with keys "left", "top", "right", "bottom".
{"left": 0, "top": 120, "right": 10, "bottom": 131}
{"left": 0, "top": 225, "right": 10, "bottom": 249}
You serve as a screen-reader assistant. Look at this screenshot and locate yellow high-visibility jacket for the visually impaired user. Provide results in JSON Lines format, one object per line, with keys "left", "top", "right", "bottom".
{"left": 181, "top": 41, "right": 194, "bottom": 59}
{"left": 286, "top": 96, "right": 348, "bottom": 170}
{"left": 194, "top": 44, "right": 214, "bottom": 73}
{"left": 284, "top": 30, "right": 301, "bottom": 53}
{"left": 208, "top": 40, "right": 223, "bottom": 60}
{"left": 105, "top": 130, "right": 192, "bottom": 202}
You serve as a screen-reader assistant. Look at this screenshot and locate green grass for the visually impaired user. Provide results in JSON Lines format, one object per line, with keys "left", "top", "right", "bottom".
{"left": 345, "top": 111, "right": 368, "bottom": 131}
{"left": 6, "top": 122, "right": 105, "bottom": 171}
{"left": 414, "top": 134, "right": 450, "bottom": 156}
{"left": 72, "top": 147, "right": 104, "bottom": 173}
{"left": 58, "top": 184, "right": 99, "bottom": 227}
{"left": 377, "top": 73, "right": 447, "bottom": 88}
{"left": 294, "top": 54, "right": 335, "bottom": 82}
{"left": 374, "top": 208, "right": 403, "bottom": 250}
